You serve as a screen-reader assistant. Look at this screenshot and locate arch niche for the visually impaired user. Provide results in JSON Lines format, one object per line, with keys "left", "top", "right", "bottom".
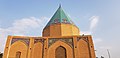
{"left": 9, "top": 41, "right": 28, "bottom": 58}
{"left": 32, "top": 42, "right": 43, "bottom": 58}
{"left": 77, "top": 39, "right": 90, "bottom": 58}
{"left": 55, "top": 46, "right": 66, "bottom": 58}
{"left": 48, "top": 41, "right": 73, "bottom": 58}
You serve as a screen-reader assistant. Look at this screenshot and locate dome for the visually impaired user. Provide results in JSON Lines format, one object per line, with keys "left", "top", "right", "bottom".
{"left": 42, "top": 5, "right": 80, "bottom": 37}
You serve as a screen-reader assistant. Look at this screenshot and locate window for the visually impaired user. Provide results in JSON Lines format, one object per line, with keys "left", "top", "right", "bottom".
{"left": 16, "top": 51, "right": 21, "bottom": 58}
{"left": 55, "top": 46, "right": 67, "bottom": 58}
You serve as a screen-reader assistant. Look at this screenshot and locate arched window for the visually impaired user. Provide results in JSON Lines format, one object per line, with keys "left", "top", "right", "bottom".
{"left": 55, "top": 46, "right": 67, "bottom": 58}
{"left": 16, "top": 51, "right": 21, "bottom": 58}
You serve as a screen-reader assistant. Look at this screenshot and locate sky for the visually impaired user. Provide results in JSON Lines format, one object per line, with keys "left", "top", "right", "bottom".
{"left": 0, "top": 0, "right": 120, "bottom": 58}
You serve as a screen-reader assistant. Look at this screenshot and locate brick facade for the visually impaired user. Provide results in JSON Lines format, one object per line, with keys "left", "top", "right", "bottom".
{"left": 3, "top": 6, "right": 96, "bottom": 58}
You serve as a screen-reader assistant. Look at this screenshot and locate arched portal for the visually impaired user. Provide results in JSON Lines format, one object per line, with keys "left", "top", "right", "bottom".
{"left": 8, "top": 41, "right": 28, "bottom": 58}
{"left": 55, "top": 46, "right": 67, "bottom": 58}
{"left": 48, "top": 41, "right": 73, "bottom": 58}
{"left": 16, "top": 51, "right": 21, "bottom": 58}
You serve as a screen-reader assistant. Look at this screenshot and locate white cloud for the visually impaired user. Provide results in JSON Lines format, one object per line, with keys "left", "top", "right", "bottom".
{"left": 80, "top": 16, "right": 99, "bottom": 35}
{"left": 0, "top": 16, "right": 49, "bottom": 52}
{"left": 89, "top": 16, "right": 99, "bottom": 31}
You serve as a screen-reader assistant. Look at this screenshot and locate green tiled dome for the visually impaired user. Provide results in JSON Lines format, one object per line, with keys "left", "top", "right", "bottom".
{"left": 46, "top": 5, "right": 75, "bottom": 27}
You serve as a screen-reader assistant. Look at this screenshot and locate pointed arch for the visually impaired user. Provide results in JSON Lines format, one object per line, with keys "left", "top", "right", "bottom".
{"left": 48, "top": 40, "right": 73, "bottom": 58}
{"left": 16, "top": 51, "right": 21, "bottom": 58}
{"left": 55, "top": 46, "right": 67, "bottom": 58}
{"left": 9, "top": 41, "right": 28, "bottom": 58}
{"left": 77, "top": 39, "right": 90, "bottom": 58}
{"left": 32, "top": 42, "right": 43, "bottom": 58}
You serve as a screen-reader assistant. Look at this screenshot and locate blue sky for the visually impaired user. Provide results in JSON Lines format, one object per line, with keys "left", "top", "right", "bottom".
{"left": 0, "top": 0, "right": 120, "bottom": 58}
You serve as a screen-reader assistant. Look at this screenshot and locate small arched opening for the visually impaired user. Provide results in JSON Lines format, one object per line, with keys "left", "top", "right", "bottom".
{"left": 16, "top": 51, "right": 21, "bottom": 58}
{"left": 55, "top": 46, "right": 67, "bottom": 58}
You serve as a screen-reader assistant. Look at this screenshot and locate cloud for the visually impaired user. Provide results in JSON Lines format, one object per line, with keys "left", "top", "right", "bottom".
{"left": 80, "top": 16, "right": 99, "bottom": 35}
{"left": 89, "top": 16, "right": 99, "bottom": 31}
{"left": 0, "top": 16, "right": 49, "bottom": 52}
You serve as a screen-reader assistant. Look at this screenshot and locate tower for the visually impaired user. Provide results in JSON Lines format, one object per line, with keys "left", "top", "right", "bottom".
{"left": 3, "top": 6, "right": 96, "bottom": 58}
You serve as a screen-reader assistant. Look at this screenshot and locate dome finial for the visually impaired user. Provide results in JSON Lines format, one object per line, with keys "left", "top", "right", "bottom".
{"left": 59, "top": 3, "right": 61, "bottom": 8}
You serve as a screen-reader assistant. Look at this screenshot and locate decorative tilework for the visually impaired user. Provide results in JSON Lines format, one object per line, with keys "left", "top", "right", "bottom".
{"left": 11, "top": 38, "right": 30, "bottom": 46}
{"left": 62, "top": 19, "right": 67, "bottom": 23}
{"left": 83, "top": 37, "right": 89, "bottom": 43}
{"left": 77, "top": 37, "right": 89, "bottom": 43}
{"left": 48, "top": 38, "right": 73, "bottom": 48}
{"left": 34, "top": 38, "right": 44, "bottom": 44}
{"left": 45, "top": 6, "right": 75, "bottom": 27}
{"left": 54, "top": 19, "right": 59, "bottom": 23}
